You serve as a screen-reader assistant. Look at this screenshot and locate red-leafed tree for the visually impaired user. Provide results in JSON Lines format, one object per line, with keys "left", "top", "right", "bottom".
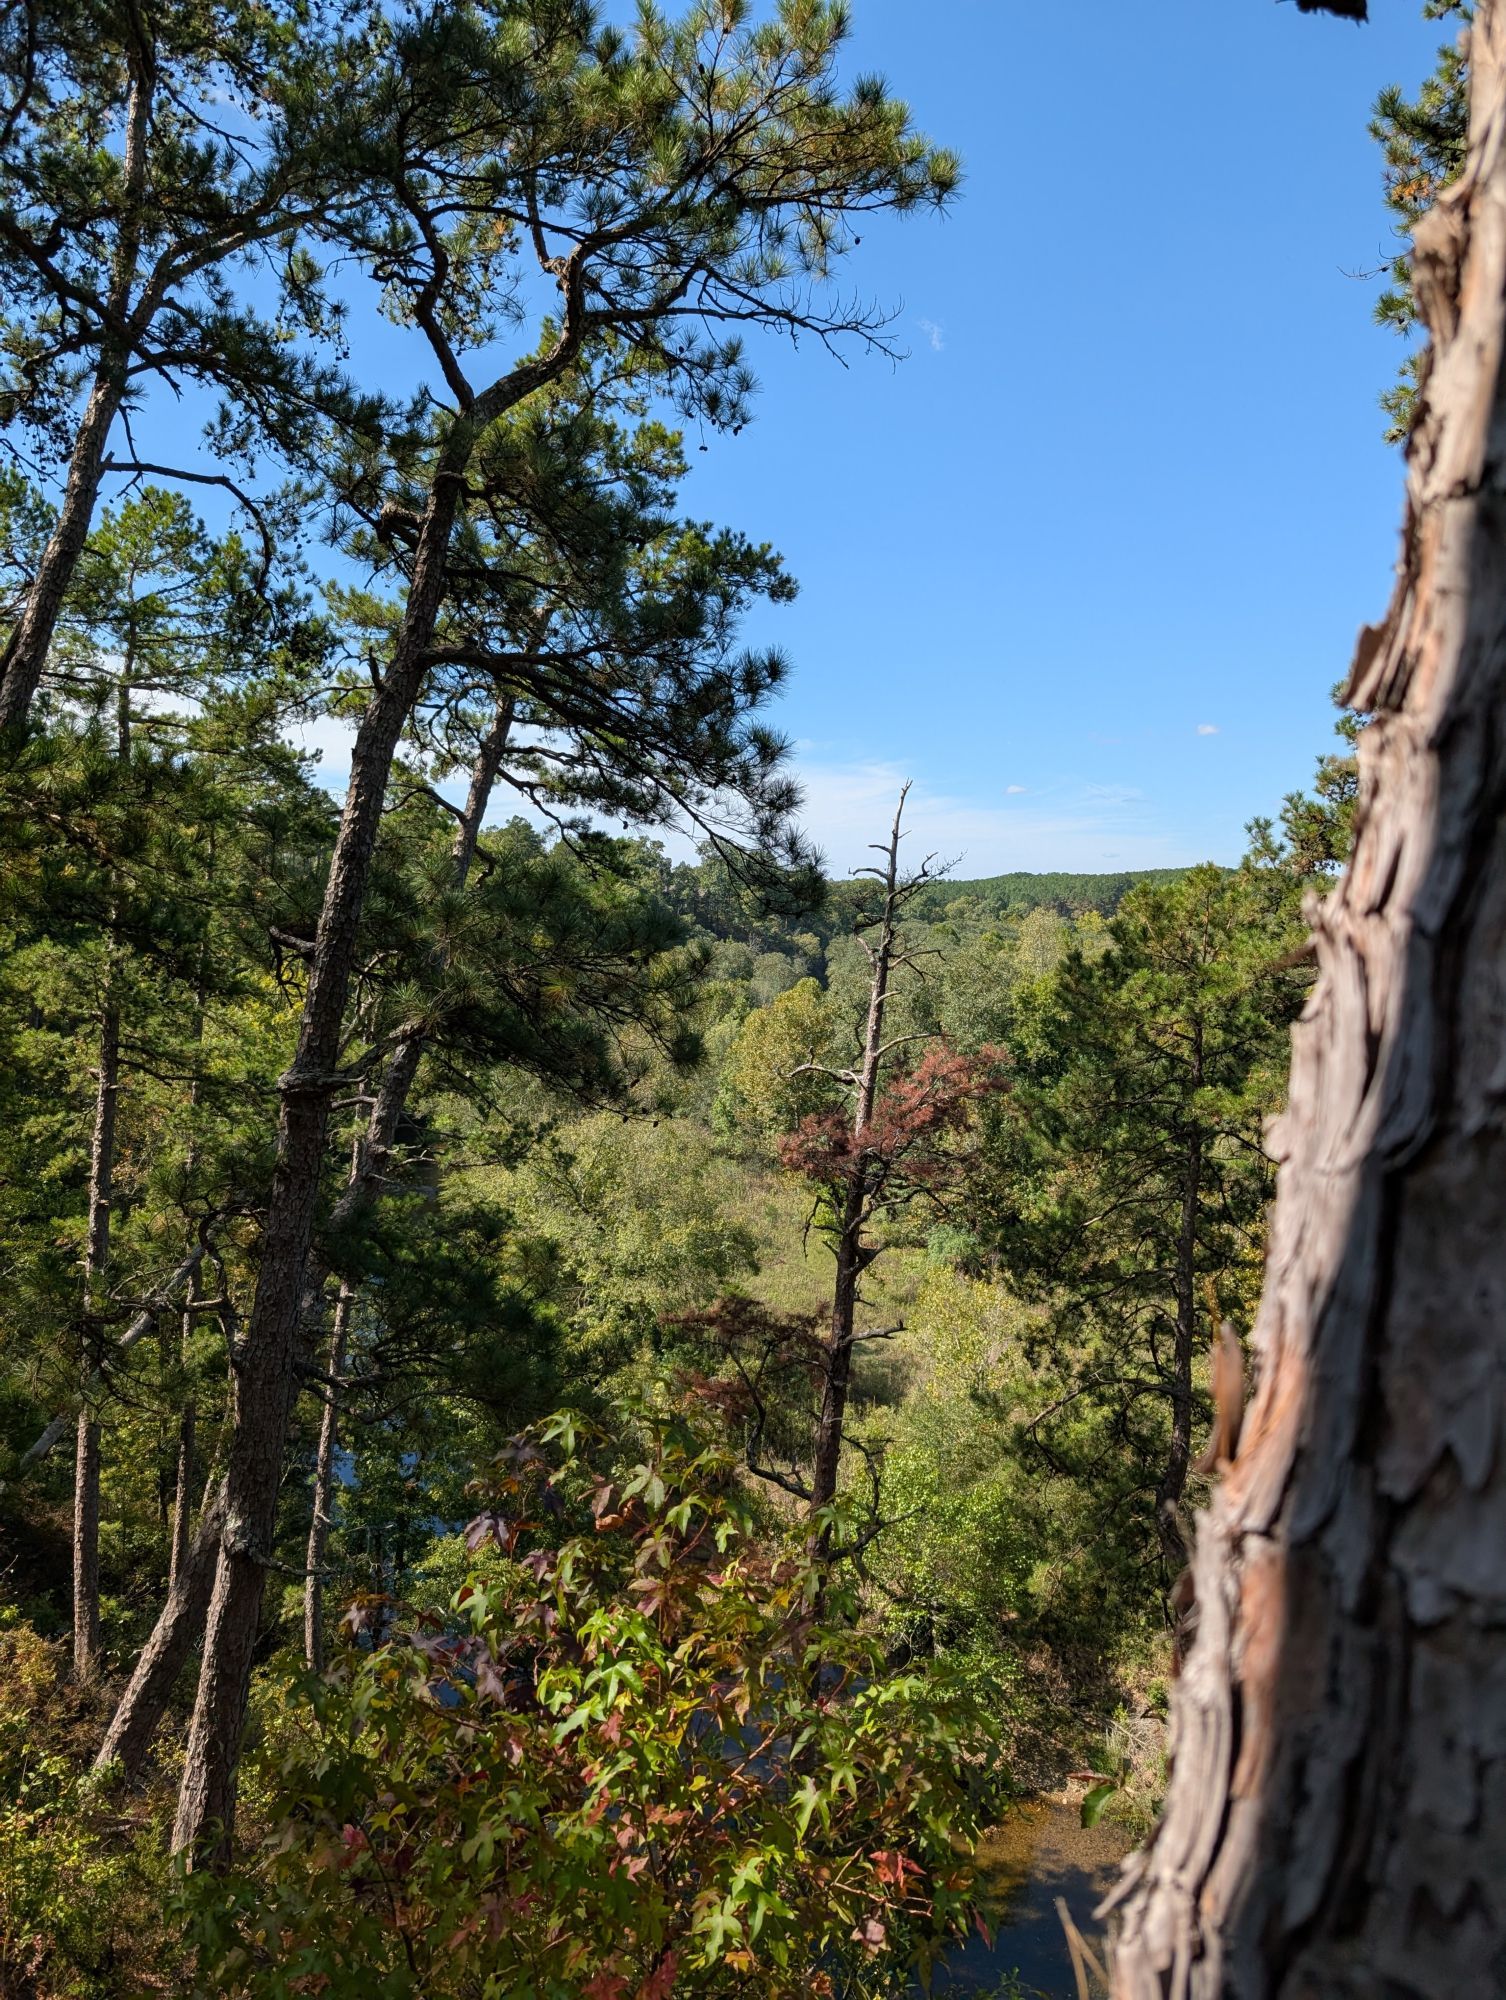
{"left": 769, "top": 788, "right": 1007, "bottom": 1541}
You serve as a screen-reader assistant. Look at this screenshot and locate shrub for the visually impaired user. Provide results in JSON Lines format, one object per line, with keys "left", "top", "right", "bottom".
{"left": 0, "top": 1612, "right": 175, "bottom": 1997}
{"left": 186, "top": 1410, "right": 1006, "bottom": 1998}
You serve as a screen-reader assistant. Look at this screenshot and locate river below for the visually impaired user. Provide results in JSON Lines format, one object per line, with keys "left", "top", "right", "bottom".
{"left": 927, "top": 1800, "right": 1129, "bottom": 1998}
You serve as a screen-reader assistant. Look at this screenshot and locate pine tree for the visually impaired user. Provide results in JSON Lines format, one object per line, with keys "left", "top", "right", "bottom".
{"left": 0, "top": 0, "right": 383, "bottom": 730}
{"left": 0, "top": 484, "right": 332, "bottom": 1684}
{"left": 984, "top": 865, "right": 1305, "bottom": 1584}
{"left": 1371, "top": 2, "right": 1471, "bottom": 439}
{"left": 168, "top": 0, "right": 955, "bottom": 1860}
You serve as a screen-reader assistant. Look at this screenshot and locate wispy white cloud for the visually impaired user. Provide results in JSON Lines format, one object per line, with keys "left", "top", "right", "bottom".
{"left": 1196, "top": 722, "right": 1220, "bottom": 736}
{"left": 916, "top": 317, "right": 945, "bottom": 353}
{"left": 289, "top": 712, "right": 357, "bottom": 788}
{"left": 790, "top": 759, "right": 1185, "bottom": 877}
{"left": 290, "top": 725, "right": 1187, "bottom": 877}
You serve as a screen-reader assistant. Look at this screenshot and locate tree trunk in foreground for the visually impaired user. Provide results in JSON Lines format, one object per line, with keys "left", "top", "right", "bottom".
{"left": 1111, "top": 11, "right": 1506, "bottom": 1993}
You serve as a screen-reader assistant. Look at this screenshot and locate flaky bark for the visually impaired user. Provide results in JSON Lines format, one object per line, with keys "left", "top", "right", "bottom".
{"left": 1111, "top": 10, "right": 1506, "bottom": 1993}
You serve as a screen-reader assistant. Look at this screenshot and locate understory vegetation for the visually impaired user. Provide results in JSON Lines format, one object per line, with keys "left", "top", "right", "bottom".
{"left": 0, "top": 776, "right": 1346, "bottom": 1993}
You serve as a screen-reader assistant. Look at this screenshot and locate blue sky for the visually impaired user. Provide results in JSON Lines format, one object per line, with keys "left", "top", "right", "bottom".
{"left": 129, "top": 1, "right": 1449, "bottom": 879}
{"left": 649, "top": 0, "right": 1448, "bottom": 878}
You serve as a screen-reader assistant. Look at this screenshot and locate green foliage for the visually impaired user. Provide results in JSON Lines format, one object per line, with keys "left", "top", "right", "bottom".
{"left": 0, "top": 1612, "right": 177, "bottom": 1996}
{"left": 862, "top": 1272, "right": 1042, "bottom": 1651}
{"left": 184, "top": 1409, "right": 1006, "bottom": 1998}
{"left": 861, "top": 1268, "right": 1165, "bottom": 1686}
{"left": 1079, "top": 1782, "right": 1117, "bottom": 1830}
{"left": 901, "top": 869, "right": 1187, "bottom": 925}
{"left": 1371, "top": 3, "right": 1471, "bottom": 440}
{"left": 504, "top": 1114, "right": 763, "bottom": 1368}
{"left": 979, "top": 864, "right": 1306, "bottom": 1585}
{"left": 716, "top": 976, "right": 843, "bottom": 1136}
{"left": 1245, "top": 691, "right": 1363, "bottom": 878}
{"left": 0, "top": 0, "right": 378, "bottom": 474}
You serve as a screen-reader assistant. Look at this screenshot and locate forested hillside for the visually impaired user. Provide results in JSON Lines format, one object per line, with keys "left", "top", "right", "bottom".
{"left": 0, "top": 1, "right": 1489, "bottom": 1997}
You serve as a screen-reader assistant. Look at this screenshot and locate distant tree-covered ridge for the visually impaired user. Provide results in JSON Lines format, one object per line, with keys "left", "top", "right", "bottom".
{"left": 656, "top": 846, "right": 1194, "bottom": 959}
{"left": 902, "top": 866, "right": 1192, "bottom": 922}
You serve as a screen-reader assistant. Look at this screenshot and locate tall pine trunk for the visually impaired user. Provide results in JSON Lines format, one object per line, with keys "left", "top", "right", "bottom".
{"left": 96, "top": 554, "right": 517, "bottom": 1790}
{"left": 170, "top": 533, "right": 516, "bottom": 1854}
{"left": 73, "top": 984, "right": 120, "bottom": 1680}
{"left": 302, "top": 1283, "right": 353, "bottom": 1674}
{"left": 173, "top": 286, "right": 586, "bottom": 1861}
{"left": 299, "top": 692, "right": 510, "bottom": 1673}
{"left": 1111, "top": 9, "right": 1506, "bottom": 1990}
{"left": 0, "top": 52, "right": 155, "bottom": 735}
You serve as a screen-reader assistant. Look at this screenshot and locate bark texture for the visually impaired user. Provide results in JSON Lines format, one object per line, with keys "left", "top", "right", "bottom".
{"left": 93, "top": 1489, "right": 225, "bottom": 1779}
{"left": 1110, "top": 13, "right": 1506, "bottom": 1994}
{"left": 171, "top": 468, "right": 536, "bottom": 1856}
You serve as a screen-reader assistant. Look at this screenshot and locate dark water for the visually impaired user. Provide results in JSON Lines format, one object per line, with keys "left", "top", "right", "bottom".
{"left": 928, "top": 1802, "right": 1128, "bottom": 1998}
